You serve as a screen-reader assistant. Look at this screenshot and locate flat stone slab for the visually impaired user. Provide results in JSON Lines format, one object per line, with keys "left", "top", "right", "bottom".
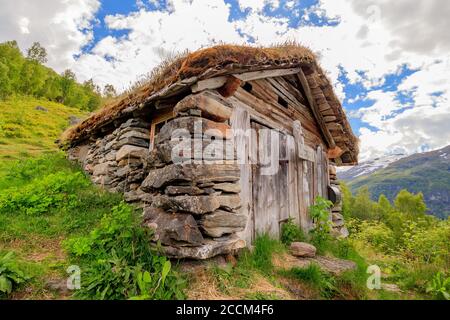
{"left": 161, "top": 236, "right": 246, "bottom": 260}
{"left": 274, "top": 253, "right": 357, "bottom": 276}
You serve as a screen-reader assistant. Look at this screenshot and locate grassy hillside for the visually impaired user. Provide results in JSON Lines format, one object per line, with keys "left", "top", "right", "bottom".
{"left": 0, "top": 96, "right": 87, "bottom": 162}
{"left": 349, "top": 146, "right": 450, "bottom": 219}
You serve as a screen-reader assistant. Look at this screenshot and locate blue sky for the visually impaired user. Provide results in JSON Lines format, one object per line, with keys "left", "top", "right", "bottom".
{"left": 1, "top": 0, "right": 449, "bottom": 160}
{"left": 86, "top": 0, "right": 416, "bottom": 138}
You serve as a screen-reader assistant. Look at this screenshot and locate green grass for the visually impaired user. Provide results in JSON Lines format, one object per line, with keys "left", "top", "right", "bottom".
{"left": 0, "top": 96, "right": 86, "bottom": 162}
{"left": 0, "top": 153, "right": 125, "bottom": 299}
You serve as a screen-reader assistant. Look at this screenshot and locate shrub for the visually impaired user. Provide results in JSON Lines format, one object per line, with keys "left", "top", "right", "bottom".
{"left": 0, "top": 171, "right": 88, "bottom": 215}
{"left": 0, "top": 251, "right": 31, "bottom": 298}
{"left": 281, "top": 218, "right": 306, "bottom": 245}
{"left": 64, "top": 202, "right": 186, "bottom": 300}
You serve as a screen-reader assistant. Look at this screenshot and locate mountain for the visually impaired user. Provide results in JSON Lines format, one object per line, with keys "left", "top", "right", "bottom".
{"left": 338, "top": 153, "right": 406, "bottom": 181}
{"left": 340, "top": 146, "right": 450, "bottom": 219}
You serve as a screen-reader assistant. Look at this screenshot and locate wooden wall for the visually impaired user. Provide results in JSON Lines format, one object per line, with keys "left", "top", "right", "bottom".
{"left": 229, "top": 76, "right": 330, "bottom": 242}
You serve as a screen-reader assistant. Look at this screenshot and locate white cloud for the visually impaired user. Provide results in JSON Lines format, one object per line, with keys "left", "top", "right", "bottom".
{"left": 0, "top": 0, "right": 100, "bottom": 73}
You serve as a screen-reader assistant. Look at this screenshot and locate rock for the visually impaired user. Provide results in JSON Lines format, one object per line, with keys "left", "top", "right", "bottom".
{"left": 217, "top": 195, "right": 241, "bottom": 211}
{"left": 118, "top": 130, "right": 150, "bottom": 141}
{"left": 155, "top": 117, "right": 232, "bottom": 145}
{"left": 115, "top": 137, "right": 149, "bottom": 149}
{"left": 290, "top": 242, "right": 317, "bottom": 258}
{"left": 141, "top": 163, "right": 240, "bottom": 191}
{"left": 275, "top": 254, "right": 357, "bottom": 276}
{"left": 121, "top": 118, "right": 149, "bottom": 129}
{"left": 200, "top": 210, "right": 246, "bottom": 237}
{"left": 165, "top": 185, "right": 205, "bottom": 196}
{"left": 212, "top": 183, "right": 241, "bottom": 194}
{"left": 68, "top": 115, "right": 81, "bottom": 126}
{"left": 116, "top": 145, "right": 148, "bottom": 162}
{"left": 151, "top": 195, "right": 221, "bottom": 215}
{"left": 45, "top": 279, "right": 69, "bottom": 294}
{"left": 161, "top": 235, "right": 246, "bottom": 260}
{"left": 92, "top": 162, "right": 111, "bottom": 176}
{"left": 143, "top": 207, "right": 203, "bottom": 246}
{"left": 174, "top": 91, "right": 232, "bottom": 122}
{"left": 35, "top": 105, "right": 48, "bottom": 112}
{"left": 157, "top": 139, "right": 235, "bottom": 164}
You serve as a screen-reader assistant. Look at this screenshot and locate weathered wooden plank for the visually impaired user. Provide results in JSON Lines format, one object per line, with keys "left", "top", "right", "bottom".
{"left": 191, "top": 77, "right": 228, "bottom": 93}
{"left": 191, "top": 68, "right": 301, "bottom": 94}
{"left": 230, "top": 106, "right": 253, "bottom": 246}
{"left": 252, "top": 122, "right": 280, "bottom": 239}
{"left": 234, "top": 68, "right": 301, "bottom": 82}
{"left": 297, "top": 69, "right": 336, "bottom": 149}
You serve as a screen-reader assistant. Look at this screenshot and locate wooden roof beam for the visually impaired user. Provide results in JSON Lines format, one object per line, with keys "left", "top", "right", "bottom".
{"left": 296, "top": 68, "right": 336, "bottom": 149}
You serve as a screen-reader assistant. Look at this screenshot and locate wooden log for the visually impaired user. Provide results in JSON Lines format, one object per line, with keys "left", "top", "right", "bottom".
{"left": 174, "top": 91, "right": 232, "bottom": 122}
{"left": 297, "top": 69, "right": 336, "bottom": 149}
{"left": 190, "top": 68, "right": 301, "bottom": 94}
{"left": 217, "top": 76, "right": 242, "bottom": 98}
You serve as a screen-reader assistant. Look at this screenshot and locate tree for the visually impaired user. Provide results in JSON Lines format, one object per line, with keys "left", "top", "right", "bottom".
{"left": 394, "top": 190, "right": 427, "bottom": 217}
{"left": 27, "top": 42, "right": 48, "bottom": 64}
{"left": 60, "top": 69, "right": 76, "bottom": 104}
{"left": 103, "top": 84, "right": 117, "bottom": 98}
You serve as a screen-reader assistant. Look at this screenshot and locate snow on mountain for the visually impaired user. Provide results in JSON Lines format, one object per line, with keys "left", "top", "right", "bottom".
{"left": 337, "top": 153, "right": 406, "bottom": 181}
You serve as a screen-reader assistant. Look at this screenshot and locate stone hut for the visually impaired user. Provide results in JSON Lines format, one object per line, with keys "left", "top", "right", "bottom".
{"left": 62, "top": 44, "right": 359, "bottom": 260}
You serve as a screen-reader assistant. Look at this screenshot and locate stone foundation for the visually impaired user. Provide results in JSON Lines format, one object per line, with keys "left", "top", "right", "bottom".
{"left": 68, "top": 92, "right": 246, "bottom": 259}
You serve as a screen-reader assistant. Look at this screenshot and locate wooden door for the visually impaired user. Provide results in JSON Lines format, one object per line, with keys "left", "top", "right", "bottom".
{"left": 251, "top": 121, "right": 289, "bottom": 239}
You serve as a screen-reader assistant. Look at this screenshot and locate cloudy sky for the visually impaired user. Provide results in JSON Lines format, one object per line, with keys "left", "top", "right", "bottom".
{"left": 1, "top": 0, "right": 449, "bottom": 162}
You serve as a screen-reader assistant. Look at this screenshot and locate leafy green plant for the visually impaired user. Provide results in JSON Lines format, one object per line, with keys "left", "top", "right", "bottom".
{"left": 0, "top": 251, "right": 31, "bottom": 298}
{"left": 309, "top": 196, "right": 333, "bottom": 250}
{"left": 426, "top": 272, "right": 450, "bottom": 300}
{"left": 65, "top": 202, "right": 186, "bottom": 300}
{"left": 281, "top": 218, "right": 306, "bottom": 245}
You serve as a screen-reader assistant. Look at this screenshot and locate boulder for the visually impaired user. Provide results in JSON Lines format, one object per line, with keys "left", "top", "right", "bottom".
{"left": 200, "top": 210, "right": 247, "bottom": 237}
{"left": 35, "top": 105, "right": 48, "bottom": 112}
{"left": 143, "top": 207, "right": 203, "bottom": 246}
{"left": 116, "top": 145, "right": 148, "bottom": 162}
{"left": 290, "top": 242, "right": 317, "bottom": 258}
